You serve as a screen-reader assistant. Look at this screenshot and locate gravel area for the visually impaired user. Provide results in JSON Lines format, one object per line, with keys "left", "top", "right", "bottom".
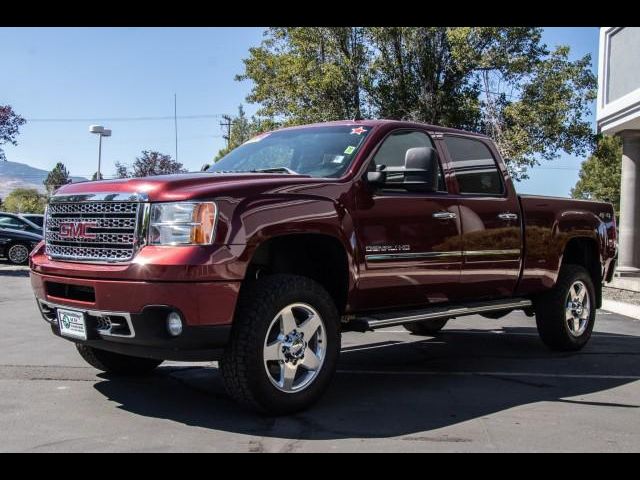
{"left": 603, "top": 286, "right": 640, "bottom": 306}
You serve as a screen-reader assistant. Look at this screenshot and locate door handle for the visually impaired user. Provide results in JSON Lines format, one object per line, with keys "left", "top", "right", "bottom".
{"left": 498, "top": 213, "right": 519, "bottom": 221}
{"left": 433, "top": 211, "right": 457, "bottom": 220}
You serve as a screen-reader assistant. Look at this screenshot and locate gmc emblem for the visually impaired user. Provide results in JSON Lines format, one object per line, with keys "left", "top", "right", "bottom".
{"left": 58, "top": 222, "right": 98, "bottom": 240}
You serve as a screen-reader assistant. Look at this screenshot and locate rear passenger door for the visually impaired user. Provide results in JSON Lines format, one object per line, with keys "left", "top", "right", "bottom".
{"left": 441, "top": 135, "right": 523, "bottom": 300}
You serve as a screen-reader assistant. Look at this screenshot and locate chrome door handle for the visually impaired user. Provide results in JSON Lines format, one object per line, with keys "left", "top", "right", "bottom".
{"left": 498, "top": 213, "right": 518, "bottom": 221}
{"left": 433, "top": 211, "right": 457, "bottom": 220}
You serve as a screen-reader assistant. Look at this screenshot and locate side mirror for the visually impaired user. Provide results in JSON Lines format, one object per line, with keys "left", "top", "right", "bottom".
{"left": 200, "top": 163, "right": 211, "bottom": 172}
{"left": 366, "top": 167, "right": 387, "bottom": 188}
{"left": 403, "top": 147, "right": 439, "bottom": 192}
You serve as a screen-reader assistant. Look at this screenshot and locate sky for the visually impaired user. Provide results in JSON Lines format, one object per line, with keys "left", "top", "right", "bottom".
{"left": 0, "top": 27, "right": 599, "bottom": 196}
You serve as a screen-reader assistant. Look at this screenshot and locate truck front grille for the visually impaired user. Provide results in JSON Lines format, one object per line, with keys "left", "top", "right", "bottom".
{"left": 45, "top": 201, "right": 144, "bottom": 263}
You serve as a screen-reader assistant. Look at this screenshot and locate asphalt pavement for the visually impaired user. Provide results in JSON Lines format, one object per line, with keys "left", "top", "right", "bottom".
{"left": 1, "top": 262, "right": 638, "bottom": 452}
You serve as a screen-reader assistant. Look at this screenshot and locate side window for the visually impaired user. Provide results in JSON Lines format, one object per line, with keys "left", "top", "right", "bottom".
{"left": 372, "top": 130, "right": 446, "bottom": 192}
{"left": 0, "top": 215, "right": 24, "bottom": 229}
{"left": 444, "top": 136, "right": 504, "bottom": 195}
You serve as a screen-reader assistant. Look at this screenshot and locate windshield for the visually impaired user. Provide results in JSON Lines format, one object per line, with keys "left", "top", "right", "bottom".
{"left": 207, "top": 125, "right": 372, "bottom": 178}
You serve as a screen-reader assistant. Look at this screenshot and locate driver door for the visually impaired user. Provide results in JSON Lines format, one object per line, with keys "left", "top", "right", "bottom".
{"left": 352, "top": 129, "right": 462, "bottom": 310}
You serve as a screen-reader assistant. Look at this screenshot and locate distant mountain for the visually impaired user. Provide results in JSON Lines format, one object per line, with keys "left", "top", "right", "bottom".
{"left": 0, "top": 160, "right": 87, "bottom": 198}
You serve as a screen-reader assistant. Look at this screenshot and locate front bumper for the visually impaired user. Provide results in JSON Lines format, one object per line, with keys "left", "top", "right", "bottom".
{"left": 31, "top": 271, "right": 240, "bottom": 361}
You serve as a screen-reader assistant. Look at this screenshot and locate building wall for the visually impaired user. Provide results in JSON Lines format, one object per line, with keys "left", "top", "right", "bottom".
{"left": 597, "top": 27, "right": 640, "bottom": 134}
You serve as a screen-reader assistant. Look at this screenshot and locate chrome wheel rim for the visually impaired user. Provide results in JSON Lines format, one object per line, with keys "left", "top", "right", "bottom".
{"left": 263, "top": 303, "right": 326, "bottom": 393}
{"left": 8, "top": 244, "right": 29, "bottom": 264}
{"left": 565, "top": 280, "right": 591, "bottom": 337}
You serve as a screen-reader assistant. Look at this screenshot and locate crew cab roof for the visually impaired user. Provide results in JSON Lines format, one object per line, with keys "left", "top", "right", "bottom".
{"left": 276, "top": 119, "right": 490, "bottom": 138}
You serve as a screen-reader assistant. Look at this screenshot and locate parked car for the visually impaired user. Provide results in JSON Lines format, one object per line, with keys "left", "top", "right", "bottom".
{"left": 0, "top": 212, "right": 43, "bottom": 235}
{"left": 29, "top": 120, "right": 617, "bottom": 414}
{"left": 1, "top": 227, "right": 42, "bottom": 265}
{"left": 20, "top": 214, "right": 44, "bottom": 228}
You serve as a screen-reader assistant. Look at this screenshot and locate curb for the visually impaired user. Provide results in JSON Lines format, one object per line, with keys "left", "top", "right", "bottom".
{"left": 601, "top": 299, "right": 640, "bottom": 320}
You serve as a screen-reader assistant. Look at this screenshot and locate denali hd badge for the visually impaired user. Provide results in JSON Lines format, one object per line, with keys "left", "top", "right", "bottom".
{"left": 365, "top": 244, "right": 411, "bottom": 253}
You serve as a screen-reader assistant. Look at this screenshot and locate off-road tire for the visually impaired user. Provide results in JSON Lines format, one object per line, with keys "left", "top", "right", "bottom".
{"left": 76, "top": 344, "right": 162, "bottom": 375}
{"left": 220, "top": 274, "right": 340, "bottom": 415}
{"left": 403, "top": 318, "right": 449, "bottom": 336}
{"left": 535, "top": 264, "right": 596, "bottom": 351}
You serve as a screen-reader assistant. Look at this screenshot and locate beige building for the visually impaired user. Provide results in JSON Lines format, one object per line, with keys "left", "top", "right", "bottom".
{"left": 597, "top": 27, "right": 640, "bottom": 291}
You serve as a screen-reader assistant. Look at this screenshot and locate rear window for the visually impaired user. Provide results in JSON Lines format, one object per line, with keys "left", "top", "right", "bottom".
{"left": 444, "top": 136, "right": 504, "bottom": 195}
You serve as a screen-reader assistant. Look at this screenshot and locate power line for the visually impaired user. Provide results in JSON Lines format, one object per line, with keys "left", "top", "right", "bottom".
{"left": 26, "top": 114, "right": 225, "bottom": 123}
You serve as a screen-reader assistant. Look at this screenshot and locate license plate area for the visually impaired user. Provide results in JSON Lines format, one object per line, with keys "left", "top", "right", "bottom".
{"left": 57, "top": 308, "right": 87, "bottom": 340}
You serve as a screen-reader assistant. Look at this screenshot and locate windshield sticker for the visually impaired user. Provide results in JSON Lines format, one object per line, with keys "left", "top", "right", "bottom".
{"left": 344, "top": 145, "right": 356, "bottom": 155}
{"left": 243, "top": 133, "right": 270, "bottom": 144}
{"left": 350, "top": 127, "right": 367, "bottom": 135}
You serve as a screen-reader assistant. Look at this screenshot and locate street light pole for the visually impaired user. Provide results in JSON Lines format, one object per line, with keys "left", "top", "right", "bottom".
{"left": 98, "top": 133, "right": 103, "bottom": 179}
{"left": 89, "top": 125, "right": 111, "bottom": 180}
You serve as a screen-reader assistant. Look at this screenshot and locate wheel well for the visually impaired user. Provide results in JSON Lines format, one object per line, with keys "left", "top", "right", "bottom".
{"left": 245, "top": 234, "right": 350, "bottom": 315}
{"left": 562, "top": 237, "right": 602, "bottom": 308}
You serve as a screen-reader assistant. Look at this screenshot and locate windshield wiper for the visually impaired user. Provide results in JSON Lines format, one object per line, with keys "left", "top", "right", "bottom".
{"left": 250, "top": 167, "right": 299, "bottom": 175}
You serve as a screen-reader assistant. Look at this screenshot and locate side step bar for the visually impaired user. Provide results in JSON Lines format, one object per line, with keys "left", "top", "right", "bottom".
{"left": 347, "top": 298, "right": 532, "bottom": 331}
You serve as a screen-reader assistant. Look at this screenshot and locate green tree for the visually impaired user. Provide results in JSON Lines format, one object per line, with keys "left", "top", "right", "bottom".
{"left": 0, "top": 105, "right": 27, "bottom": 162}
{"left": 43, "top": 162, "right": 71, "bottom": 195}
{"left": 213, "top": 105, "right": 275, "bottom": 161}
{"left": 239, "top": 27, "right": 597, "bottom": 180}
{"left": 116, "top": 151, "right": 186, "bottom": 178}
{"left": 3, "top": 188, "right": 47, "bottom": 214}
{"left": 91, "top": 171, "right": 104, "bottom": 181}
{"left": 571, "top": 135, "right": 622, "bottom": 215}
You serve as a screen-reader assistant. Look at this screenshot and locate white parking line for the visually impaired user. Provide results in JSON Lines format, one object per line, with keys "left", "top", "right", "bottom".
{"left": 336, "top": 370, "right": 640, "bottom": 380}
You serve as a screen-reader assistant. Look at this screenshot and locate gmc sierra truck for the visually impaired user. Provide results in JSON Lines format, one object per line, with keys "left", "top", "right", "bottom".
{"left": 29, "top": 120, "right": 618, "bottom": 414}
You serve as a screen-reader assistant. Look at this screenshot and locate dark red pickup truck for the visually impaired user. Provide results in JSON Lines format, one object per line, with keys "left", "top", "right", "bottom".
{"left": 30, "top": 120, "right": 618, "bottom": 414}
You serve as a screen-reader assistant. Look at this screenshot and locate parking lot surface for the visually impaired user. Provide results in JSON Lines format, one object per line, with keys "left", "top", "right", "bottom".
{"left": 1, "top": 263, "right": 639, "bottom": 452}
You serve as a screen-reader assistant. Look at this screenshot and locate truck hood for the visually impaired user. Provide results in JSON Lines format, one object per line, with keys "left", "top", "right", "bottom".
{"left": 54, "top": 172, "right": 319, "bottom": 202}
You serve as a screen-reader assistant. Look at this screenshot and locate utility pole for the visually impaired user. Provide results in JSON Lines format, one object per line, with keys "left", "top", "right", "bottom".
{"left": 174, "top": 93, "right": 178, "bottom": 162}
{"left": 220, "top": 114, "right": 233, "bottom": 149}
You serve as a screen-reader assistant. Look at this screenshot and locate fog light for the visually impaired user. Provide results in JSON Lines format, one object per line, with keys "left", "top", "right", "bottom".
{"left": 166, "top": 312, "right": 183, "bottom": 336}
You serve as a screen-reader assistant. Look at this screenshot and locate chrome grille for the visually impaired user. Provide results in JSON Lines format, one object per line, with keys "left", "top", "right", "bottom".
{"left": 45, "top": 199, "right": 144, "bottom": 263}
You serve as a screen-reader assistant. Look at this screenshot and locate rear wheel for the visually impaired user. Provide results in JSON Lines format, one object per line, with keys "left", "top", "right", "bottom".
{"left": 535, "top": 264, "right": 596, "bottom": 351}
{"left": 76, "top": 344, "right": 162, "bottom": 375}
{"left": 7, "top": 243, "right": 30, "bottom": 265}
{"left": 220, "top": 274, "right": 340, "bottom": 415}
{"left": 403, "top": 318, "right": 448, "bottom": 336}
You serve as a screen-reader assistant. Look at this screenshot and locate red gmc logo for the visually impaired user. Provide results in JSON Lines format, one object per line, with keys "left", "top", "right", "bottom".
{"left": 58, "top": 222, "right": 97, "bottom": 239}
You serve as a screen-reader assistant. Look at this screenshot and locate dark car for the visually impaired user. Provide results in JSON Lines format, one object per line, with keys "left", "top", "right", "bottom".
{"left": 1, "top": 227, "right": 42, "bottom": 265}
{"left": 0, "top": 212, "right": 43, "bottom": 235}
{"left": 20, "top": 214, "right": 44, "bottom": 228}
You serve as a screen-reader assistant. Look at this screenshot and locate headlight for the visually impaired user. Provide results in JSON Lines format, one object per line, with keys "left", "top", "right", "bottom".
{"left": 148, "top": 202, "right": 217, "bottom": 246}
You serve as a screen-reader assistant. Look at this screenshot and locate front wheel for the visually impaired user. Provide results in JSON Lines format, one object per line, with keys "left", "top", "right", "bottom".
{"left": 76, "top": 344, "right": 163, "bottom": 375}
{"left": 220, "top": 274, "right": 340, "bottom": 415}
{"left": 535, "top": 264, "right": 596, "bottom": 351}
{"left": 6, "top": 243, "right": 30, "bottom": 265}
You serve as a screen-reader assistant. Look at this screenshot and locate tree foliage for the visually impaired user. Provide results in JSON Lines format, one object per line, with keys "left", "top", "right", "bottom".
{"left": 116, "top": 150, "right": 186, "bottom": 178}
{"left": 0, "top": 105, "right": 27, "bottom": 162}
{"left": 239, "top": 27, "right": 597, "bottom": 180}
{"left": 571, "top": 135, "right": 622, "bottom": 215}
{"left": 91, "top": 171, "right": 104, "bottom": 181}
{"left": 3, "top": 188, "right": 47, "bottom": 214}
{"left": 43, "top": 162, "right": 71, "bottom": 195}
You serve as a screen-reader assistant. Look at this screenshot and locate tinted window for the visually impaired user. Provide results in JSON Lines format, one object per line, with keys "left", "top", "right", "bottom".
{"left": 444, "top": 136, "right": 504, "bottom": 195}
{"left": 0, "top": 215, "right": 26, "bottom": 229}
{"left": 372, "top": 130, "right": 445, "bottom": 191}
{"left": 23, "top": 215, "right": 44, "bottom": 227}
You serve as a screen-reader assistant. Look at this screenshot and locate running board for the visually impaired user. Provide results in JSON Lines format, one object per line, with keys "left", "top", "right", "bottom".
{"left": 347, "top": 298, "right": 532, "bottom": 331}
